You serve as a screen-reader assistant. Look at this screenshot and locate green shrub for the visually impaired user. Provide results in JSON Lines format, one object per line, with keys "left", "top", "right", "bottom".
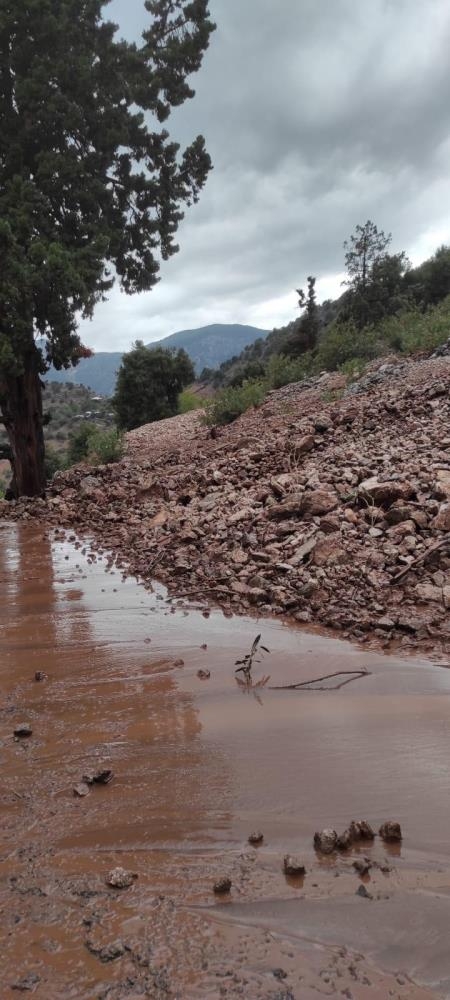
{"left": 226, "top": 360, "right": 266, "bottom": 387}
{"left": 177, "top": 389, "right": 205, "bottom": 413}
{"left": 338, "top": 358, "right": 366, "bottom": 380}
{"left": 315, "top": 321, "right": 382, "bottom": 371}
{"left": 67, "top": 422, "right": 98, "bottom": 465}
{"left": 45, "top": 446, "right": 66, "bottom": 480}
{"left": 265, "top": 353, "right": 313, "bottom": 389}
{"left": 204, "top": 379, "right": 266, "bottom": 426}
{"left": 87, "top": 427, "right": 124, "bottom": 465}
{"left": 377, "top": 296, "right": 450, "bottom": 354}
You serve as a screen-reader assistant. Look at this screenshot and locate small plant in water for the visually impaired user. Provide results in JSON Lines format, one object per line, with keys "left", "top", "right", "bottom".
{"left": 234, "top": 634, "right": 270, "bottom": 683}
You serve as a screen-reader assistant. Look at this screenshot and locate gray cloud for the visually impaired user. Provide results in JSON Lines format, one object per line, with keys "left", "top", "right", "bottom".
{"left": 80, "top": 0, "right": 450, "bottom": 350}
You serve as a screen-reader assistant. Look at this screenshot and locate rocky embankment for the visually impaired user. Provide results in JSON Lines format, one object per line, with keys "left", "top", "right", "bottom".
{"left": 3, "top": 352, "right": 450, "bottom": 657}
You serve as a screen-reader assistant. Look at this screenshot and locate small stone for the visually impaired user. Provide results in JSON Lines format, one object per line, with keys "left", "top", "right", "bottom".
{"left": 273, "top": 967, "right": 288, "bottom": 980}
{"left": 213, "top": 877, "right": 232, "bottom": 894}
{"left": 73, "top": 782, "right": 90, "bottom": 798}
{"left": 314, "top": 415, "right": 332, "bottom": 433}
{"left": 353, "top": 858, "right": 372, "bottom": 877}
{"left": 248, "top": 831, "right": 264, "bottom": 846}
{"left": 173, "top": 658, "right": 184, "bottom": 667}
{"left": 314, "top": 829, "right": 337, "bottom": 854}
{"left": 98, "top": 941, "right": 126, "bottom": 963}
{"left": 34, "top": 671, "right": 47, "bottom": 682}
{"left": 350, "top": 820, "right": 375, "bottom": 841}
{"left": 356, "top": 884, "right": 372, "bottom": 899}
{"left": 83, "top": 769, "right": 113, "bottom": 785}
{"left": 379, "top": 821, "right": 402, "bottom": 842}
{"left": 336, "top": 828, "right": 353, "bottom": 850}
{"left": 283, "top": 855, "right": 306, "bottom": 876}
{"left": 106, "top": 867, "right": 136, "bottom": 889}
{"left": 377, "top": 617, "right": 395, "bottom": 631}
{"left": 432, "top": 504, "right": 450, "bottom": 531}
{"left": 14, "top": 724, "right": 32, "bottom": 738}
{"left": 11, "top": 972, "right": 41, "bottom": 992}
{"left": 197, "top": 669, "right": 211, "bottom": 679}
{"left": 292, "top": 433, "right": 315, "bottom": 456}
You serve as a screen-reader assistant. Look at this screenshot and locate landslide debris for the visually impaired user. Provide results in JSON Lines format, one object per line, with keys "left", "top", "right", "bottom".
{"left": 2, "top": 353, "right": 449, "bottom": 656}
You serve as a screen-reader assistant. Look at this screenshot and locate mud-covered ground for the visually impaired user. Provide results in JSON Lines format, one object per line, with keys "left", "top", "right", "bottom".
{"left": 1, "top": 523, "right": 450, "bottom": 999}
{"left": 2, "top": 352, "right": 449, "bottom": 659}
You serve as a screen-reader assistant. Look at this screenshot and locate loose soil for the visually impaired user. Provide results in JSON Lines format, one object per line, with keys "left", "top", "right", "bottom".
{"left": 2, "top": 522, "right": 450, "bottom": 999}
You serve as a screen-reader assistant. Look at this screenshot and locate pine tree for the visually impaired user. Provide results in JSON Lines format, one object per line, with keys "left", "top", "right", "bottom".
{"left": 0, "top": 0, "right": 215, "bottom": 496}
{"left": 343, "top": 221, "right": 392, "bottom": 329}
{"left": 297, "top": 275, "right": 319, "bottom": 351}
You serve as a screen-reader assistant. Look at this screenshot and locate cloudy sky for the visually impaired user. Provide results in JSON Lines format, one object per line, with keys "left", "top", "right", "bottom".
{"left": 80, "top": 0, "right": 450, "bottom": 351}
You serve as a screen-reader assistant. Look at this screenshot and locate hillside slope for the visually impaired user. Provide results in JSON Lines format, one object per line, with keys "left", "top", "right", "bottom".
{"left": 7, "top": 349, "right": 450, "bottom": 658}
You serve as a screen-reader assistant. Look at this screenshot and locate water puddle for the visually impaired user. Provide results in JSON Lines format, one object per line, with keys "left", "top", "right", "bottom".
{"left": 1, "top": 522, "right": 449, "bottom": 999}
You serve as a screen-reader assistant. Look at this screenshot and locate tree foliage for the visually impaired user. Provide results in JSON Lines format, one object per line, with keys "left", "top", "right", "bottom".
{"left": 342, "top": 221, "right": 412, "bottom": 329}
{"left": 286, "top": 275, "right": 319, "bottom": 356}
{"left": 113, "top": 342, "right": 195, "bottom": 430}
{"left": 405, "top": 245, "right": 450, "bottom": 308}
{"left": 0, "top": 0, "right": 215, "bottom": 495}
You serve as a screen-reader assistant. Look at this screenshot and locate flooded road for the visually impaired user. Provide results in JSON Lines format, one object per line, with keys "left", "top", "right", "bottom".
{"left": 1, "top": 522, "right": 450, "bottom": 999}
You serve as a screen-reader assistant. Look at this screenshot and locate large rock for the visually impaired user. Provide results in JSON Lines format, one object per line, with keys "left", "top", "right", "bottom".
{"left": 314, "top": 828, "right": 337, "bottom": 854}
{"left": 290, "top": 433, "right": 315, "bottom": 456}
{"left": 415, "top": 583, "right": 443, "bottom": 603}
{"left": 289, "top": 536, "right": 317, "bottom": 566}
{"left": 358, "top": 478, "right": 415, "bottom": 508}
{"left": 266, "top": 494, "right": 305, "bottom": 520}
{"left": 301, "top": 489, "right": 338, "bottom": 517}
{"left": 435, "top": 469, "right": 450, "bottom": 499}
{"left": 283, "top": 855, "right": 306, "bottom": 876}
{"left": 379, "top": 821, "right": 402, "bottom": 842}
{"left": 432, "top": 504, "right": 450, "bottom": 531}
{"left": 312, "top": 538, "right": 347, "bottom": 566}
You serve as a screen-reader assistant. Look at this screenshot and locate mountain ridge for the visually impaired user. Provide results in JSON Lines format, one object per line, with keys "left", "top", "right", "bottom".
{"left": 45, "top": 323, "right": 269, "bottom": 396}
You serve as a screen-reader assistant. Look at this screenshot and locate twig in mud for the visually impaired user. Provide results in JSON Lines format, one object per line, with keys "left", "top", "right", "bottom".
{"left": 176, "top": 587, "right": 230, "bottom": 599}
{"left": 269, "top": 668, "right": 370, "bottom": 691}
{"left": 235, "top": 634, "right": 270, "bottom": 682}
{"left": 235, "top": 674, "right": 271, "bottom": 691}
{"left": 390, "top": 538, "right": 449, "bottom": 584}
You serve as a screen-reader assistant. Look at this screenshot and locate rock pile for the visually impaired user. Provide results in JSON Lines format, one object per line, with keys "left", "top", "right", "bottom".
{"left": 2, "top": 352, "right": 449, "bottom": 656}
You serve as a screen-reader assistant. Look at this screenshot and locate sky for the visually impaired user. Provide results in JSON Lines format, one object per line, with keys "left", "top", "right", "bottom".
{"left": 80, "top": 0, "right": 450, "bottom": 351}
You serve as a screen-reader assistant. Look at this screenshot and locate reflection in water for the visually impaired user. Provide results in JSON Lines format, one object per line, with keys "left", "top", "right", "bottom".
{"left": 1, "top": 523, "right": 450, "bottom": 999}
{"left": 0, "top": 524, "right": 235, "bottom": 997}
{"left": 1, "top": 524, "right": 231, "bottom": 854}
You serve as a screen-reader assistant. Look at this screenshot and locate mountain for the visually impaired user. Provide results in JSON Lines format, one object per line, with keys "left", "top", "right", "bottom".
{"left": 152, "top": 323, "right": 269, "bottom": 374}
{"left": 46, "top": 352, "right": 124, "bottom": 397}
{"left": 45, "top": 323, "right": 269, "bottom": 396}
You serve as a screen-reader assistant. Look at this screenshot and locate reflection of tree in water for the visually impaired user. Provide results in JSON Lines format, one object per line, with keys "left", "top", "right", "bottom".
{"left": 30, "top": 529, "right": 232, "bottom": 848}
{"left": 1, "top": 526, "right": 232, "bottom": 999}
{"left": 0, "top": 523, "right": 58, "bottom": 671}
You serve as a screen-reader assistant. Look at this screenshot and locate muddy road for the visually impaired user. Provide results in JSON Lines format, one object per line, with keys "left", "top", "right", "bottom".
{"left": 1, "top": 522, "right": 450, "bottom": 999}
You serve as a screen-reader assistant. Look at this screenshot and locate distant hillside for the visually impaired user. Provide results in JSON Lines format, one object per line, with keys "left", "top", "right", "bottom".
{"left": 45, "top": 323, "right": 269, "bottom": 396}
{"left": 153, "top": 323, "right": 269, "bottom": 374}
{"left": 46, "top": 353, "right": 123, "bottom": 397}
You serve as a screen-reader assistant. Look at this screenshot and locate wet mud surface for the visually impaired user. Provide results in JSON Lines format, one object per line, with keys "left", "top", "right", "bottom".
{"left": 1, "top": 523, "right": 450, "bottom": 999}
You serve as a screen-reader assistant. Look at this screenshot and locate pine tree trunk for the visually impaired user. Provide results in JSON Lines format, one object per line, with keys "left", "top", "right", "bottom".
{"left": 1, "top": 364, "right": 46, "bottom": 498}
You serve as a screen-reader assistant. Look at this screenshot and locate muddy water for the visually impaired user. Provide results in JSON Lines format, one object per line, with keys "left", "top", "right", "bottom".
{"left": 1, "top": 523, "right": 450, "bottom": 999}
